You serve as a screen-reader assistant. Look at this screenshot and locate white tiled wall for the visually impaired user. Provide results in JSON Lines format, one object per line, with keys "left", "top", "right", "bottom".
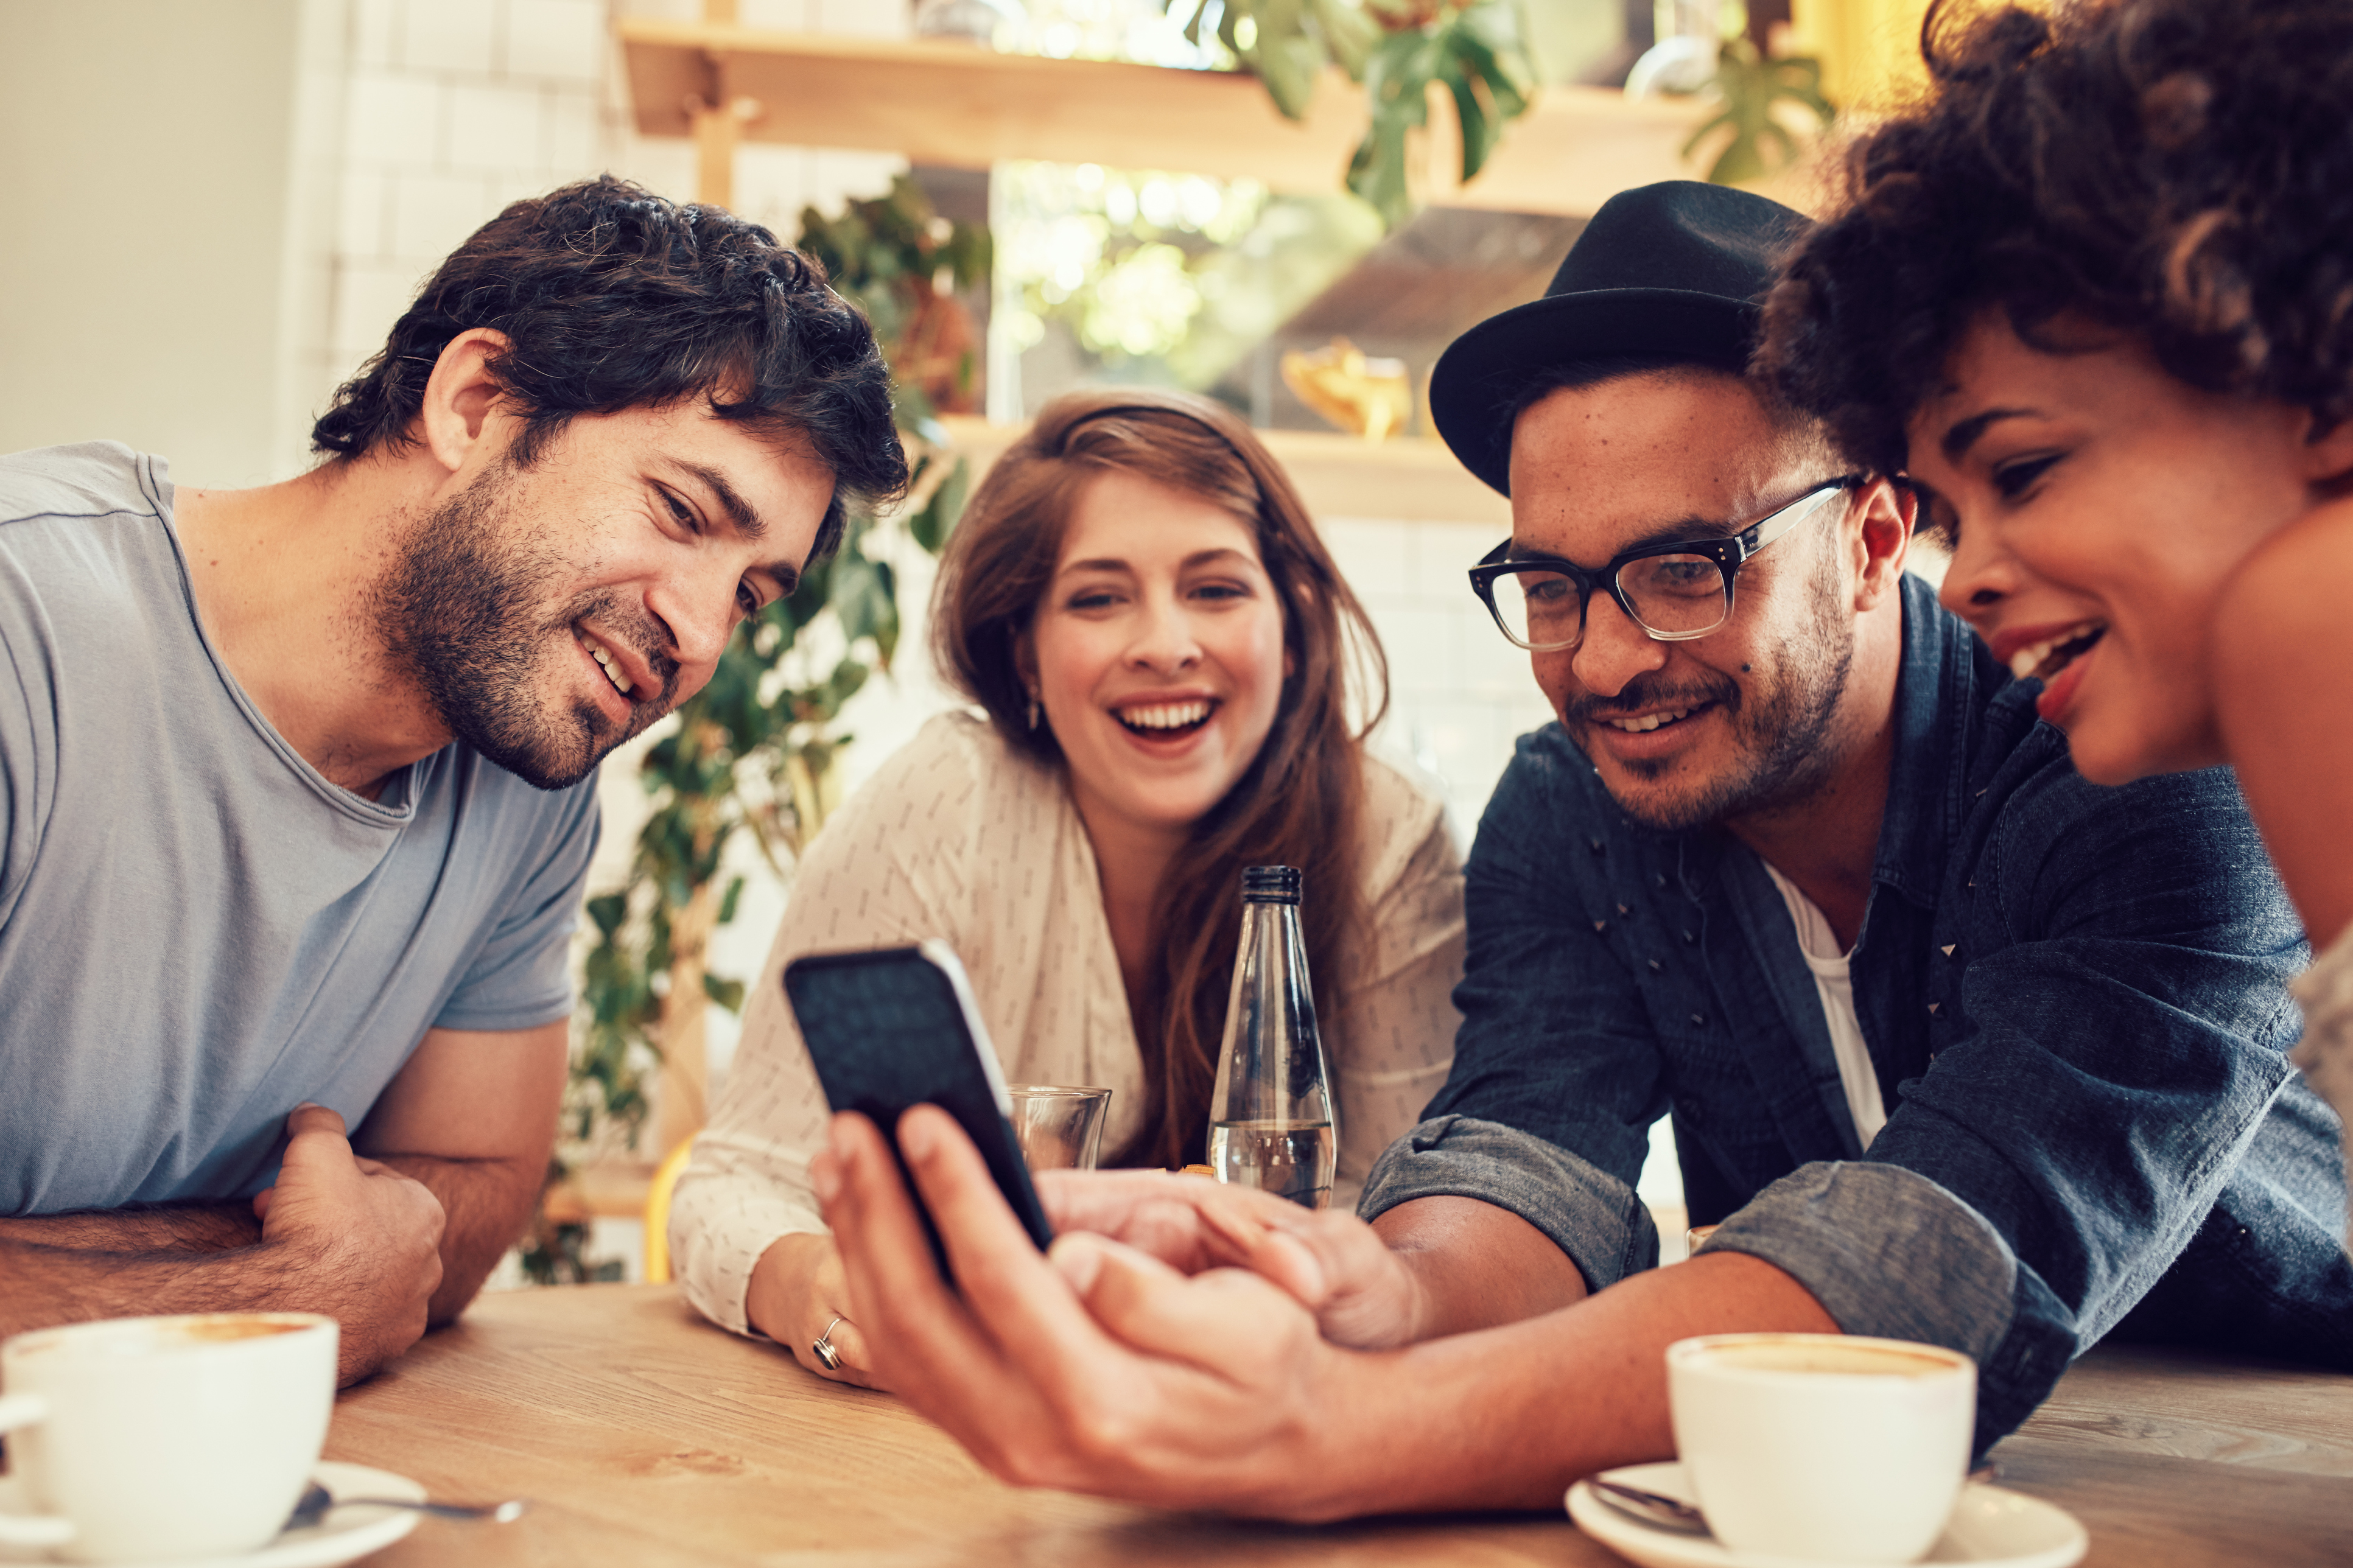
{"left": 1320, "top": 515, "right": 1559, "bottom": 836}
{"left": 304, "top": 0, "right": 910, "bottom": 446}
{"left": 309, "top": 0, "right": 616, "bottom": 429}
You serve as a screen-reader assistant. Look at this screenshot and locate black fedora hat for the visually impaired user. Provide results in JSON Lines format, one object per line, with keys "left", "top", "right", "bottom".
{"left": 1429, "top": 181, "right": 1812, "bottom": 496}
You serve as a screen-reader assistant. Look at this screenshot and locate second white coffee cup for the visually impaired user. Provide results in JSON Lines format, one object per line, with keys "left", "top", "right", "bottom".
{"left": 0, "top": 1312, "right": 337, "bottom": 1564}
{"left": 1666, "top": 1331, "right": 1976, "bottom": 1564}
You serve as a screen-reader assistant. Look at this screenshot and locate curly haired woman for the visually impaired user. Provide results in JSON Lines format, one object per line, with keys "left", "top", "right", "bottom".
{"left": 1761, "top": 0, "right": 2353, "bottom": 1233}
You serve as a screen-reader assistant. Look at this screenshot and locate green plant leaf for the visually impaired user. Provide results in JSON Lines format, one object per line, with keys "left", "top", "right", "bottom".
{"left": 701, "top": 972, "right": 746, "bottom": 1013}
{"left": 1252, "top": 0, "right": 1325, "bottom": 119}
{"left": 1686, "top": 41, "right": 1837, "bottom": 187}
{"left": 910, "top": 456, "right": 970, "bottom": 553}
{"left": 1308, "top": 0, "right": 1378, "bottom": 77}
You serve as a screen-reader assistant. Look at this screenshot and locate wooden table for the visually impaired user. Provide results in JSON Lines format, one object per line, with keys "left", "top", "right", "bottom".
{"left": 326, "top": 1284, "right": 2352, "bottom": 1567}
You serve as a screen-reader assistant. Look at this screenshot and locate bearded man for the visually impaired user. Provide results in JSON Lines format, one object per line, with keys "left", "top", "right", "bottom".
{"left": 805, "top": 183, "right": 2343, "bottom": 1513}
{"left": 0, "top": 177, "right": 906, "bottom": 1385}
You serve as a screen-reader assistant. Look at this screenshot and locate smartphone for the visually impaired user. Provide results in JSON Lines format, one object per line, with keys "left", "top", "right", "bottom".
{"left": 782, "top": 940, "right": 1056, "bottom": 1278}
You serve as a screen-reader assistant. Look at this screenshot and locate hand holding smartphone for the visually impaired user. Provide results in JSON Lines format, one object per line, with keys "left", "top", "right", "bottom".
{"left": 783, "top": 942, "right": 1056, "bottom": 1279}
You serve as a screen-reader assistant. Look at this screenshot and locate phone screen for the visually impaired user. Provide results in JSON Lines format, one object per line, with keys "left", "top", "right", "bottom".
{"left": 784, "top": 943, "right": 1056, "bottom": 1276}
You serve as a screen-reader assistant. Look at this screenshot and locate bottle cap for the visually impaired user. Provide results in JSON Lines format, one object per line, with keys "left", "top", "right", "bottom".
{"left": 1241, "top": 865, "right": 1302, "bottom": 904}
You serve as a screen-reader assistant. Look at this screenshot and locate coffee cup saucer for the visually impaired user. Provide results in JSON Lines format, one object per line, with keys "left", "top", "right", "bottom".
{"left": 1568, "top": 1461, "right": 2088, "bottom": 1568}
{"left": 0, "top": 1460, "right": 422, "bottom": 1568}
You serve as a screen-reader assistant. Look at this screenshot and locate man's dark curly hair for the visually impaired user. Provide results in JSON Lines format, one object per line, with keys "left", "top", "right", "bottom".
{"left": 312, "top": 175, "right": 908, "bottom": 561}
{"left": 1757, "top": 0, "right": 2353, "bottom": 477}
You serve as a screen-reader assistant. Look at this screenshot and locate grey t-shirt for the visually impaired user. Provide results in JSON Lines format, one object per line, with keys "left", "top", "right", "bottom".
{"left": 0, "top": 443, "right": 600, "bottom": 1214}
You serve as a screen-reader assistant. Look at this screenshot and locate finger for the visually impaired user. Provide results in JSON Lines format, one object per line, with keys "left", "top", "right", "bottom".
{"left": 1242, "top": 1230, "right": 1330, "bottom": 1309}
{"left": 895, "top": 1107, "right": 1140, "bottom": 1399}
{"left": 1037, "top": 1168, "right": 1210, "bottom": 1234}
{"left": 285, "top": 1104, "right": 348, "bottom": 1139}
{"left": 278, "top": 1105, "right": 355, "bottom": 1172}
{"left": 819, "top": 1113, "right": 1015, "bottom": 1405}
{"left": 797, "top": 1315, "right": 883, "bottom": 1390}
{"left": 251, "top": 1186, "right": 276, "bottom": 1220}
{"left": 1039, "top": 1168, "right": 1324, "bottom": 1283}
{"left": 1272, "top": 1214, "right": 1397, "bottom": 1308}
{"left": 1064, "top": 1233, "right": 1306, "bottom": 1379}
{"left": 826, "top": 1111, "right": 1121, "bottom": 1473}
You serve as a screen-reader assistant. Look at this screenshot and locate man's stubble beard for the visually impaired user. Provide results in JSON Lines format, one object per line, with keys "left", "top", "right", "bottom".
{"left": 372, "top": 460, "right": 677, "bottom": 791}
{"left": 1571, "top": 533, "right": 1856, "bottom": 835}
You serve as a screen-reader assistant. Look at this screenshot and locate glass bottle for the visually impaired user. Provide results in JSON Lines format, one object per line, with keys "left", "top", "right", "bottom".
{"left": 1208, "top": 865, "right": 1338, "bottom": 1209}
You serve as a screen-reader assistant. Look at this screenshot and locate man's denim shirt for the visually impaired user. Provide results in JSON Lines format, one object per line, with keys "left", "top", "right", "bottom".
{"left": 1364, "top": 576, "right": 2351, "bottom": 1452}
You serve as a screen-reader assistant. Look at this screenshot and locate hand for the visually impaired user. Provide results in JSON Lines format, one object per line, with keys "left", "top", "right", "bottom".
{"left": 1037, "top": 1168, "right": 1426, "bottom": 1349}
{"left": 746, "top": 1233, "right": 882, "bottom": 1390}
{"left": 815, "top": 1107, "right": 1367, "bottom": 1521}
{"left": 251, "top": 1105, "right": 446, "bottom": 1384}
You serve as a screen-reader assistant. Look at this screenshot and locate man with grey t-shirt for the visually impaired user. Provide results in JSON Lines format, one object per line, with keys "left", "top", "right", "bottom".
{"left": 0, "top": 177, "right": 906, "bottom": 1384}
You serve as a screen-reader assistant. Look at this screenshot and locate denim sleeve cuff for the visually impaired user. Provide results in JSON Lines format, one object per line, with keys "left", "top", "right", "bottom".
{"left": 1358, "top": 1115, "right": 1659, "bottom": 1291}
{"left": 1695, "top": 1161, "right": 2018, "bottom": 1365}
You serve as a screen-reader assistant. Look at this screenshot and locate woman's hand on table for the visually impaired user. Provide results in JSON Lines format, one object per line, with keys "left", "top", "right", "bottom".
{"left": 746, "top": 1231, "right": 885, "bottom": 1390}
{"left": 813, "top": 1107, "right": 1380, "bottom": 1521}
{"left": 1034, "top": 1169, "right": 1428, "bottom": 1349}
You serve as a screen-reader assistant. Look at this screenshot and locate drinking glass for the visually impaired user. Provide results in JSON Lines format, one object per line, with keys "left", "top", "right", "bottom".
{"left": 1003, "top": 1086, "right": 1110, "bottom": 1171}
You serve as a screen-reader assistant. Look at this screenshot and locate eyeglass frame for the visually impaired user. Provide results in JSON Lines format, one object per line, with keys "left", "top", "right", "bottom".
{"left": 1467, "top": 476, "right": 1866, "bottom": 653}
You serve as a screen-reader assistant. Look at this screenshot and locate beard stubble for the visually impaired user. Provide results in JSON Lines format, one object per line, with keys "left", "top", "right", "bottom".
{"left": 1568, "top": 533, "right": 1857, "bottom": 834}
{"left": 372, "top": 460, "right": 677, "bottom": 791}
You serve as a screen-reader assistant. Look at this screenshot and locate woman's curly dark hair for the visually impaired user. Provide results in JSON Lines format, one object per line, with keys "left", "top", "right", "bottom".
{"left": 1757, "top": 0, "right": 2353, "bottom": 477}
{"left": 311, "top": 175, "right": 907, "bottom": 559}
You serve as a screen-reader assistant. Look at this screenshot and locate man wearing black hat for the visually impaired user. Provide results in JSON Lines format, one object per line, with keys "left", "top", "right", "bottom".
{"left": 804, "top": 183, "right": 2348, "bottom": 1517}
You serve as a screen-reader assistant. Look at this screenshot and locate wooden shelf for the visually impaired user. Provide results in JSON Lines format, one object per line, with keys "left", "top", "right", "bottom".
{"left": 541, "top": 1160, "right": 656, "bottom": 1226}
{"left": 616, "top": 17, "right": 1724, "bottom": 218}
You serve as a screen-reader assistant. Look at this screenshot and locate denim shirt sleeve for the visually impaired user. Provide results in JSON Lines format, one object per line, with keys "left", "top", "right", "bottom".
{"left": 1358, "top": 732, "right": 1668, "bottom": 1292}
{"left": 1700, "top": 756, "right": 2305, "bottom": 1454}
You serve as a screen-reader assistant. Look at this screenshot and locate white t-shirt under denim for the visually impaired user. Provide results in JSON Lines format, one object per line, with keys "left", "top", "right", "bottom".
{"left": 2287, "top": 923, "right": 2353, "bottom": 1242}
{"left": 1764, "top": 863, "right": 1888, "bottom": 1149}
{"left": 670, "top": 711, "right": 1467, "bottom": 1335}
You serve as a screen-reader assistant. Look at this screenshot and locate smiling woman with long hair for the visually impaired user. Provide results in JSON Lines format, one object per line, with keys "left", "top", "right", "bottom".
{"left": 667, "top": 388, "right": 1466, "bottom": 1384}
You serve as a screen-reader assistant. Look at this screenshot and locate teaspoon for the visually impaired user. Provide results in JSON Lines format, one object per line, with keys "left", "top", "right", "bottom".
{"left": 285, "top": 1483, "right": 530, "bottom": 1530}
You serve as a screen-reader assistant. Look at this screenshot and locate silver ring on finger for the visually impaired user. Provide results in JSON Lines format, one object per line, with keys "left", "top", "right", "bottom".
{"left": 812, "top": 1314, "right": 847, "bottom": 1373}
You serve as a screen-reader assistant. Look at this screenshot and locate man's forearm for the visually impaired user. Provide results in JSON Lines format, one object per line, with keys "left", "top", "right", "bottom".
{"left": 0, "top": 1202, "right": 261, "bottom": 1254}
{"left": 371, "top": 1152, "right": 545, "bottom": 1323}
{"left": 0, "top": 1227, "right": 302, "bottom": 1342}
{"left": 1316, "top": 1251, "right": 1837, "bottom": 1517}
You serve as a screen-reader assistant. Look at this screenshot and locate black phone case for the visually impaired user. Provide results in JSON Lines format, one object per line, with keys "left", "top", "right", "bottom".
{"left": 782, "top": 945, "right": 1056, "bottom": 1280}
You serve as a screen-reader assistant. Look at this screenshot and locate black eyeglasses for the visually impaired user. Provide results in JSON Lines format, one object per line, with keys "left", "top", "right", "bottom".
{"left": 1468, "top": 477, "right": 1862, "bottom": 652}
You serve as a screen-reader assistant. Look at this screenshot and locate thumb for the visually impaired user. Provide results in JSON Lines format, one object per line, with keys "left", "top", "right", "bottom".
{"left": 1057, "top": 1231, "right": 1282, "bottom": 1374}
{"left": 251, "top": 1186, "right": 276, "bottom": 1220}
{"left": 281, "top": 1104, "right": 351, "bottom": 1160}
{"left": 1253, "top": 1230, "right": 1330, "bottom": 1309}
{"left": 1193, "top": 1200, "right": 1332, "bottom": 1307}
{"left": 286, "top": 1102, "right": 347, "bottom": 1136}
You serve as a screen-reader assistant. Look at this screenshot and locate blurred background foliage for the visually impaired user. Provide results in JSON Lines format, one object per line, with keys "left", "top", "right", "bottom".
{"left": 521, "top": 177, "right": 985, "bottom": 1283}
{"left": 1169, "top": 0, "right": 1541, "bottom": 227}
{"left": 1681, "top": 38, "right": 1834, "bottom": 184}
{"left": 994, "top": 159, "right": 1383, "bottom": 400}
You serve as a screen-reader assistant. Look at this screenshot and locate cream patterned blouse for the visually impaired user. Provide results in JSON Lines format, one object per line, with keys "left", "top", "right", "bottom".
{"left": 670, "top": 711, "right": 1467, "bottom": 1335}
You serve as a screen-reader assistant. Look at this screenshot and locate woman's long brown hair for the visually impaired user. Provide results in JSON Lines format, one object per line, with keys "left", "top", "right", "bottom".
{"left": 931, "top": 388, "right": 1389, "bottom": 1169}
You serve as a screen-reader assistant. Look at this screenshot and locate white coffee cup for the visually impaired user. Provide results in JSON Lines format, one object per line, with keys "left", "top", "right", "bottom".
{"left": 1666, "top": 1332, "right": 1976, "bottom": 1563}
{"left": 0, "top": 1312, "right": 337, "bottom": 1563}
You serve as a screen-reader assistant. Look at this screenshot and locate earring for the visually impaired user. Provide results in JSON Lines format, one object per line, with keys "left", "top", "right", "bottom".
{"left": 1025, "top": 693, "right": 1042, "bottom": 730}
